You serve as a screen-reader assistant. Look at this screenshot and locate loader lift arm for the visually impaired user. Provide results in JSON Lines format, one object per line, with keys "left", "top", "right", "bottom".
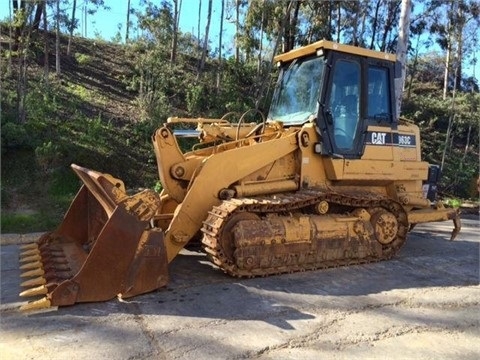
{"left": 153, "top": 125, "right": 301, "bottom": 262}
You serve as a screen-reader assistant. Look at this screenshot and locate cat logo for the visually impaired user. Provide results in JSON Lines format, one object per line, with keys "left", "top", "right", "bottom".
{"left": 372, "top": 132, "right": 387, "bottom": 145}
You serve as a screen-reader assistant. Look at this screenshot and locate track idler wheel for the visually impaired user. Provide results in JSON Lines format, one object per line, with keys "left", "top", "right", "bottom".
{"left": 218, "top": 212, "right": 260, "bottom": 263}
{"left": 370, "top": 209, "right": 398, "bottom": 245}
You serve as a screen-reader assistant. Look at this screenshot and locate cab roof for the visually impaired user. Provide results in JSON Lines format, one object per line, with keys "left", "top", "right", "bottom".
{"left": 274, "top": 40, "right": 396, "bottom": 64}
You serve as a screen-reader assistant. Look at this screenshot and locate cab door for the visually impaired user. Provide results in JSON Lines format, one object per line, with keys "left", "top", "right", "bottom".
{"left": 319, "top": 52, "right": 398, "bottom": 160}
{"left": 320, "top": 52, "right": 364, "bottom": 158}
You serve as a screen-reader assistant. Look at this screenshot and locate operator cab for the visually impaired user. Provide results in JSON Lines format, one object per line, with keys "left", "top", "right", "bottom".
{"left": 268, "top": 40, "right": 398, "bottom": 159}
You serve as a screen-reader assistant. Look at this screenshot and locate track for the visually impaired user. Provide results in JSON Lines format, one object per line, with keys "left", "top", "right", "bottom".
{"left": 201, "top": 188, "right": 409, "bottom": 277}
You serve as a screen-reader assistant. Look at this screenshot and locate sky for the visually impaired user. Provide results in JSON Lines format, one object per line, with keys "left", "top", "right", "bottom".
{"left": 86, "top": 0, "right": 235, "bottom": 46}
{"left": 0, "top": 0, "right": 236, "bottom": 53}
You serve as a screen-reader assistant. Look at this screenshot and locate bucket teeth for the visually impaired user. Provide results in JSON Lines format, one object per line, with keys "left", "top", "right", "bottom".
{"left": 20, "top": 249, "right": 40, "bottom": 258}
{"left": 20, "top": 285, "right": 48, "bottom": 297}
{"left": 20, "top": 254, "right": 41, "bottom": 263}
{"left": 20, "top": 243, "right": 39, "bottom": 251}
{"left": 21, "top": 276, "right": 47, "bottom": 287}
{"left": 20, "top": 261, "right": 43, "bottom": 270}
{"left": 20, "top": 297, "right": 52, "bottom": 312}
{"left": 21, "top": 268, "right": 45, "bottom": 278}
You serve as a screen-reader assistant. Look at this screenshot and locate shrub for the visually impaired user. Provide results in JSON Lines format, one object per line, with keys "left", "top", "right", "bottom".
{"left": 75, "top": 52, "right": 92, "bottom": 65}
{"left": 1, "top": 122, "right": 29, "bottom": 148}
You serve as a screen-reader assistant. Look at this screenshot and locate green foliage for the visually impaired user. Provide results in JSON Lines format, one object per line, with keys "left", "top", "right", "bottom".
{"left": 1, "top": 122, "right": 29, "bottom": 148}
{"left": 35, "top": 141, "right": 64, "bottom": 172}
{"left": 402, "top": 84, "right": 479, "bottom": 199}
{"left": 154, "top": 181, "right": 163, "bottom": 193}
{"left": 66, "top": 83, "right": 106, "bottom": 105}
{"left": 136, "top": 1, "right": 174, "bottom": 44}
{"left": 74, "top": 52, "right": 92, "bottom": 65}
{"left": 49, "top": 169, "right": 80, "bottom": 202}
{"left": 0, "top": 181, "right": 8, "bottom": 209}
{"left": 78, "top": 114, "right": 113, "bottom": 146}
{"left": 25, "top": 83, "right": 61, "bottom": 119}
{"left": 0, "top": 149, "right": 74, "bottom": 233}
{"left": 214, "top": 58, "right": 260, "bottom": 113}
{"left": 443, "top": 198, "right": 462, "bottom": 208}
{"left": 133, "top": 88, "right": 172, "bottom": 122}
{"left": 186, "top": 84, "right": 204, "bottom": 114}
{"left": 129, "top": 117, "right": 165, "bottom": 143}
{"left": 1, "top": 212, "right": 60, "bottom": 233}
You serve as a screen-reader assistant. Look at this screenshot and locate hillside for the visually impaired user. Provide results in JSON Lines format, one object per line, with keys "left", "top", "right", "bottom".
{"left": 1, "top": 31, "right": 163, "bottom": 232}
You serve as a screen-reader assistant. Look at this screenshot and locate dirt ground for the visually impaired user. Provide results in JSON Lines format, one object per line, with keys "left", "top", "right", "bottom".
{"left": 0, "top": 215, "right": 479, "bottom": 360}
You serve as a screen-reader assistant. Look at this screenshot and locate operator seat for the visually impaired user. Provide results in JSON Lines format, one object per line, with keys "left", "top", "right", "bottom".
{"left": 334, "top": 94, "right": 358, "bottom": 149}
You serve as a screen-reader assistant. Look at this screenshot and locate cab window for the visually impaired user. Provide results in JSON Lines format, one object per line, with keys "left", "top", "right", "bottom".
{"left": 368, "top": 66, "right": 391, "bottom": 120}
{"left": 328, "top": 60, "right": 360, "bottom": 150}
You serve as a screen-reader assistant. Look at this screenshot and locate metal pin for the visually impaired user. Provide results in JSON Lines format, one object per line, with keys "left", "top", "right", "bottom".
{"left": 20, "top": 297, "right": 52, "bottom": 312}
{"left": 19, "top": 285, "right": 48, "bottom": 297}
{"left": 21, "top": 268, "right": 45, "bottom": 278}
{"left": 21, "top": 276, "right": 46, "bottom": 287}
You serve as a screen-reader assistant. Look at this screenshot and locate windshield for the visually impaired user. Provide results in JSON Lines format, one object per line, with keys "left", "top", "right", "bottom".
{"left": 268, "top": 56, "right": 324, "bottom": 125}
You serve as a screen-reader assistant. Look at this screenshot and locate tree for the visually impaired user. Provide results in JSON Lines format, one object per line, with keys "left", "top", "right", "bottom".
{"left": 284, "top": 0, "right": 302, "bottom": 52}
{"left": 12, "top": 0, "right": 27, "bottom": 50}
{"left": 217, "top": 0, "right": 225, "bottom": 89}
{"left": 454, "top": 0, "right": 480, "bottom": 92}
{"left": 302, "top": 0, "right": 334, "bottom": 44}
{"left": 67, "top": 0, "right": 77, "bottom": 55}
{"left": 197, "top": 0, "right": 212, "bottom": 78}
{"left": 55, "top": 0, "right": 61, "bottom": 76}
{"left": 170, "top": 0, "right": 180, "bottom": 63}
{"left": 234, "top": 0, "right": 241, "bottom": 62}
{"left": 43, "top": 2, "right": 49, "bottom": 82}
{"left": 32, "top": 0, "right": 45, "bottom": 32}
{"left": 197, "top": 0, "right": 202, "bottom": 52}
{"left": 130, "top": 0, "right": 179, "bottom": 119}
{"left": 126, "top": 0, "right": 131, "bottom": 42}
{"left": 256, "top": 0, "right": 264, "bottom": 75}
{"left": 395, "top": 0, "right": 412, "bottom": 117}
{"left": 427, "top": 0, "right": 479, "bottom": 98}
{"left": 7, "top": 0, "right": 13, "bottom": 75}
{"left": 11, "top": 1, "right": 37, "bottom": 124}
{"left": 405, "top": 15, "right": 430, "bottom": 101}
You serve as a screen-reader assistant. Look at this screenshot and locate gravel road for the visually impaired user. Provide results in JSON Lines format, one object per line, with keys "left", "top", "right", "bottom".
{"left": 1, "top": 215, "right": 478, "bottom": 360}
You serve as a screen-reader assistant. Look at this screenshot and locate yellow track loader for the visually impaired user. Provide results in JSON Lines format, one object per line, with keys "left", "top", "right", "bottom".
{"left": 19, "top": 40, "right": 460, "bottom": 311}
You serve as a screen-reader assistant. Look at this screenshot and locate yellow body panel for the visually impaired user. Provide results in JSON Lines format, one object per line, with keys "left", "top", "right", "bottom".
{"left": 297, "top": 124, "right": 329, "bottom": 187}
{"left": 274, "top": 40, "right": 396, "bottom": 64}
{"left": 323, "top": 158, "right": 428, "bottom": 181}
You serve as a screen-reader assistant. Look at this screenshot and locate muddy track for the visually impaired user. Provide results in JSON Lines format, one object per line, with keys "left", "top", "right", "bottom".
{"left": 202, "top": 189, "right": 408, "bottom": 277}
